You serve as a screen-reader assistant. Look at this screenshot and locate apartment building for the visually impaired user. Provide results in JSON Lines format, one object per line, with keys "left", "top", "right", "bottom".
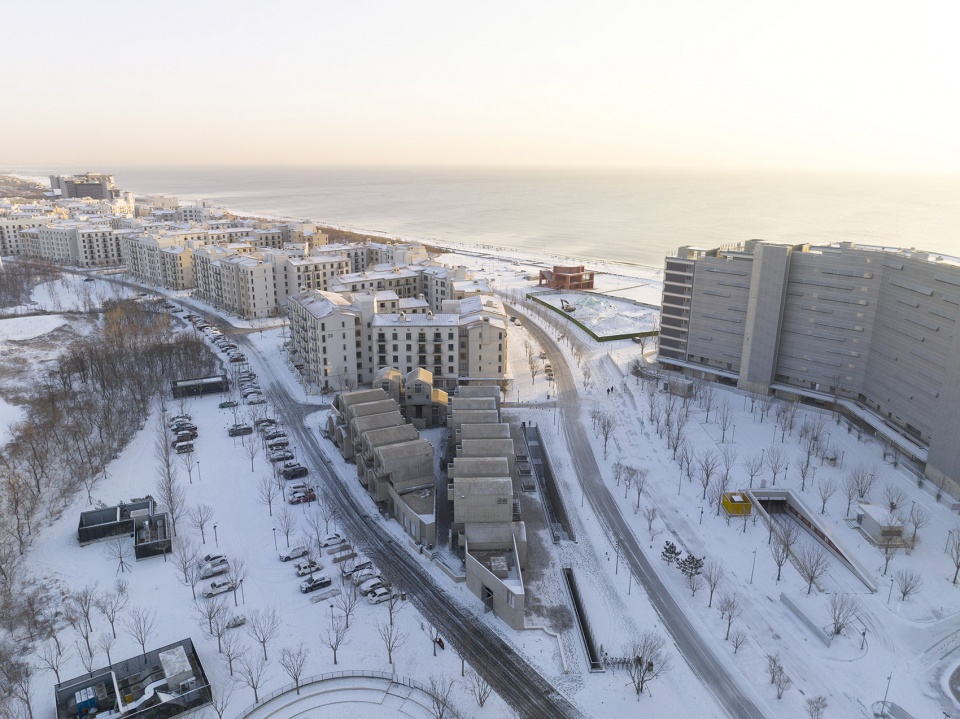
{"left": 20, "top": 220, "right": 130, "bottom": 267}
{"left": 49, "top": 173, "right": 116, "bottom": 200}
{"left": 660, "top": 240, "right": 960, "bottom": 497}
{"left": 288, "top": 289, "right": 508, "bottom": 392}
{"left": 0, "top": 212, "right": 60, "bottom": 256}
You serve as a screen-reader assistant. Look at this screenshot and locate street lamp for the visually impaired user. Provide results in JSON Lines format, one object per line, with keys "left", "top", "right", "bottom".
{"left": 329, "top": 604, "right": 334, "bottom": 632}
{"left": 887, "top": 576, "right": 895, "bottom": 605}
{"left": 239, "top": 579, "right": 245, "bottom": 605}
{"left": 614, "top": 541, "right": 621, "bottom": 575}
{"left": 213, "top": 523, "right": 219, "bottom": 548}
{"left": 699, "top": 507, "right": 704, "bottom": 525}
{"left": 196, "top": 461, "right": 202, "bottom": 482}
{"left": 272, "top": 528, "right": 278, "bottom": 551}
{"left": 882, "top": 671, "right": 893, "bottom": 711}
{"left": 750, "top": 548, "right": 757, "bottom": 584}
{"left": 946, "top": 529, "right": 955, "bottom": 554}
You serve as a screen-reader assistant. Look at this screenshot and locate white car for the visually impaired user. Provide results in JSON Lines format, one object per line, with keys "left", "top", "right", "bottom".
{"left": 358, "top": 577, "right": 386, "bottom": 596}
{"left": 319, "top": 533, "right": 344, "bottom": 548}
{"left": 295, "top": 560, "right": 321, "bottom": 577}
{"left": 199, "top": 559, "right": 229, "bottom": 579}
{"left": 352, "top": 567, "right": 380, "bottom": 586}
{"left": 279, "top": 546, "right": 308, "bottom": 562}
{"left": 199, "top": 552, "right": 226, "bottom": 565}
{"left": 202, "top": 579, "right": 236, "bottom": 598}
{"left": 367, "top": 587, "right": 398, "bottom": 605}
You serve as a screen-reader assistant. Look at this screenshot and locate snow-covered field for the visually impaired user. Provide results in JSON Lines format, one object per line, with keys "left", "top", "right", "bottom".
{"left": 3, "top": 241, "right": 960, "bottom": 719}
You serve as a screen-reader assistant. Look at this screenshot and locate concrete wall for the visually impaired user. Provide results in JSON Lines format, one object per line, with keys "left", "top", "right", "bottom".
{"left": 739, "top": 243, "right": 792, "bottom": 394}
{"left": 464, "top": 540, "right": 525, "bottom": 630}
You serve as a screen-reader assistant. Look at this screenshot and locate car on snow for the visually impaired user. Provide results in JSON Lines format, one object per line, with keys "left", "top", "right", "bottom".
{"left": 269, "top": 450, "right": 295, "bottom": 463}
{"left": 263, "top": 430, "right": 287, "bottom": 441}
{"left": 229, "top": 355, "right": 246, "bottom": 363}
{"left": 289, "top": 490, "right": 316, "bottom": 505}
{"left": 254, "top": 417, "right": 276, "bottom": 428}
{"left": 358, "top": 577, "right": 386, "bottom": 596}
{"left": 294, "top": 560, "right": 321, "bottom": 577}
{"left": 367, "top": 587, "right": 398, "bottom": 605}
{"left": 319, "top": 533, "right": 344, "bottom": 548}
{"left": 267, "top": 438, "right": 290, "bottom": 450}
{"left": 226, "top": 614, "right": 246, "bottom": 629}
{"left": 299, "top": 575, "right": 332, "bottom": 594}
{"left": 219, "top": 400, "right": 238, "bottom": 409}
{"left": 351, "top": 567, "right": 380, "bottom": 586}
{"left": 342, "top": 558, "right": 373, "bottom": 578}
{"left": 228, "top": 424, "right": 253, "bottom": 437}
{"left": 279, "top": 546, "right": 308, "bottom": 562}
{"left": 202, "top": 579, "right": 237, "bottom": 598}
{"left": 200, "top": 552, "right": 227, "bottom": 565}
{"left": 246, "top": 396, "right": 266, "bottom": 405}
{"left": 282, "top": 465, "right": 308, "bottom": 480}
{"left": 199, "top": 560, "right": 230, "bottom": 579}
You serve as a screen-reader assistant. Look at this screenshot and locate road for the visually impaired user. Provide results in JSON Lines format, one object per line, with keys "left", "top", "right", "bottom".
{"left": 232, "top": 331, "right": 584, "bottom": 719}
{"left": 516, "top": 306, "right": 773, "bottom": 719}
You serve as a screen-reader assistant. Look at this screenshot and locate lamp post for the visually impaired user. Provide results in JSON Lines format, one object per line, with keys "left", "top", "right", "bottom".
{"left": 840, "top": 450, "right": 845, "bottom": 469}
{"left": 946, "top": 529, "right": 955, "bottom": 554}
{"left": 614, "top": 541, "right": 621, "bottom": 575}
{"left": 882, "top": 671, "right": 893, "bottom": 711}
{"left": 887, "top": 576, "right": 895, "bottom": 605}
{"left": 699, "top": 507, "right": 704, "bottom": 525}
{"left": 213, "top": 523, "right": 218, "bottom": 548}
{"left": 750, "top": 548, "right": 757, "bottom": 584}
{"left": 273, "top": 528, "right": 278, "bottom": 551}
{"left": 861, "top": 628, "right": 867, "bottom": 650}
{"left": 239, "top": 579, "right": 245, "bottom": 604}
{"left": 329, "top": 604, "right": 334, "bottom": 633}
{"left": 197, "top": 461, "right": 202, "bottom": 482}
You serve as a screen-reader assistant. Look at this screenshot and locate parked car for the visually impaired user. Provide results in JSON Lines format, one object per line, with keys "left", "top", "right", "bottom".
{"left": 351, "top": 567, "right": 380, "bottom": 586}
{"left": 170, "top": 421, "right": 197, "bottom": 432}
{"left": 294, "top": 560, "right": 321, "bottom": 577}
{"left": 226, "top": 614, "right": 246, "bottom": 629}
{"left": 168, "top": 414, "right": 192, "bottom": 425}
{"left": 171, "top": 432, "right": 197, "bottom": 446}
{"left": 341, "top": 558, "right": 372, "bottom": 579}
{"left": 286, "top": 481, "right": 309, "bottom": 494}
{"left": 319, "top": 533, "right": 344, "bottom": 548}
{"left": 199, "top": 559, "right": 230, "bottom": 579}
{"left": 246, "top": 397, "right": 266, "bottom": 405}
{"left": 254, "top": 417, "right": 276, "bottom": 428}
{"left": 299, "top": 575, "right": 332, "bottom": 594}
{"left": 219, "top": 400, "right": 238, "bottom": 409}
{"left": 200, "top": 552, "right": 227, "bottom": 565}
{"left": 279, "top": 546, "right": 308, "bottom": 562}
{"left": 367, "top": 587, "right": 398, "bottom": 604}
{"left": 268, "top": 450, "right": 295, "bottom": 463}
{"left": 268, "top": 439, "right": 290, "bottom": 450}
{"left": 282, "top": 464, "right": 308, "bottom": 480}
{"left": 228, "top": 424, "right": 253, "bottom": 437}
{"left": 358, "top": 577, "right": 386, "bottom": 596}
{"left": 174, "top": 441, "right": 194, "bottom": 454}
{"left": 263, "top": 430, "right": 287, "bottom": 441}
{"left": 241, "top": 388, "right": 262, "bottom": 398}
{"left": 289, "top": 490, "right": 316, "bottom": 505}
{"left": 229, "top": 355, "right": 246, "bottom": 363}
{"left": 202, "top": 579, "right": 237, "bottom": 598}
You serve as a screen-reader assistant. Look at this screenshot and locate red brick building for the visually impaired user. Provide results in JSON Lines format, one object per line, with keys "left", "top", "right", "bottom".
{"left": 538, "top": 265, "right": 595, "bottom": 290}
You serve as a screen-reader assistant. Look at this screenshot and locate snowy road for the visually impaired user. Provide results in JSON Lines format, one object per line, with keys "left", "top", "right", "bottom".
{"left": 515, "top": 305, "right": 775, "bottom": 719}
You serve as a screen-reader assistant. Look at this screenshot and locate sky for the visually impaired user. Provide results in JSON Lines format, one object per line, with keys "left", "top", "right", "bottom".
{"left": 3, "top": 1, "right": 959, "bottom": 174}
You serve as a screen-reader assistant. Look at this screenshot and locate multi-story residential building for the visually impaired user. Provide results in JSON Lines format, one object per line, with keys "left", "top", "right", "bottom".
{"left": 660, "top": 240, "right": 960, "bottom": 498}
{"left": 0, "top": 212, "right": 60, "bottom": 256}
{"left": 288, "top": 289, "right": 508, "bottom": 392}
{"left": 20, "top": 220, "right": 131, "bottom": 267}
{"left": 329, "top": 264, "right": 422, "bottom": 299}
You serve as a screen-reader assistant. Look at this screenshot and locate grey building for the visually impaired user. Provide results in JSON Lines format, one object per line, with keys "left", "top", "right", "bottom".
{"left": 660, "top": 241, "right": 960, "bottom": 497}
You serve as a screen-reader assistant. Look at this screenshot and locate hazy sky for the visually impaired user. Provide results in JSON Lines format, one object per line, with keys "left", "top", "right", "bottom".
{"left": 3, "top": 1, "right": 958, "bottom": 173}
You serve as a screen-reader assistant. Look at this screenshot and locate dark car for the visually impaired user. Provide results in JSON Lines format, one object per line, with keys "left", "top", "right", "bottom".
{"left": 289, "top": 490, "right": 316, "bottom": 504}
{"left": 228, "top": 424, "right": 253, "bottom": 437}
{"left": 299, "top": 575, "right": 332, "bottom": 593}
{"left": 282, "top": 465, "right": 309, "bottom": 480}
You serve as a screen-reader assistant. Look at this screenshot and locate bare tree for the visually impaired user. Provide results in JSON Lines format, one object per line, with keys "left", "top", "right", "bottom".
{"left": 469, "top": 669, "right": 493, "bottom": 707}
{"left": 843, "top": 473, "right": 859, "bottom": 516}
{"left": 795, "top": 543, "right": 830, "bottom": 595}
{"left": 75, "top": 639, "right": 97, "bottom": 676}
{"left": 172, "top": 537, "right": 200, "bottom": 585}
{"left": 697, "top": 449, "right": 720, "bottom": 500}
{"left": 883, "top": 483, "right": 907, "bottom": 513}
{"left": 220, "top": 632, "right": 246, "bottom": 676}
{"left": 741, "top": 453, "right": 764, "bottom": 489}
{"left": 385, "top": 585, "right": 404, "bottom": 626}
{"left": 274, "top": 506, "right": 298, "bottom": 548}
{"left": 716, "top": 398, "right": 734, "bottom": 441}
{"left": 770, "top": 532, "right": 791, "bottom": 582}
{"left": 765, "top": 651, "right": 783, "bottom": 684}
{"left": 623, "top": 631, "right": 671, "bottom": 699}
{"left": 700, "top": 382, "right": 715, "bottom": 421}
{"left": 237, "top": 653, "right": 269, "bottom": 703}
{"left": 774, "top": 669, "right": 792, "bottom": 699}
{"left": 103, "top": 538, "right": 133, "bottom": 575}
{"left": 123, "top": 607, "right": 157, "bottom": 656}
{"left": 642, "top": 506, "right": 659, "bottom": 540}
{"left": 765, "top": 446, "right": 786, "bottom": 485}
{"left": 257, "top": 475, "right": 280, "bottom": 517}
{"left": 828, "top": 593, "right": 860, "bottom": 635}
{"left": 189, "top": 504, "right": 215, "bottom": 544}
{"left": 377, "top": 620, "right": 407, "bottom": 665}
{"left": 195, "top": 596, "right": 227, "bottom": 636}
{"left": 806, "top": 696, "right": 828, "bottom": 719}
{"left": 949, "top": 529, "right": 960, "bottom": 585}
{"left": 68, "top": 584, "right": 98, "bottom": 634}
{"left": 279, "top": 643, "right": 309, "bottom": 695}
{"left": 420, "top": 621, "right": 444, "bottom": 657}
{"left": 97, "top": 632, "right": 116, "bottom": 665}
{"left": 703, "top": 561, "right": 725, "bottom": 608}
{"left": 247, "top": 608, "right": 281, "bottom": 660}
{"left": 335, "top": 579, "right": 361, "bottom": 628}
{"left": 894, "top": 569, "right": 922, "bottom": 601}
{"left": 816, "top": 477, "right": 837, "bottom": 515}
{"left": 94, "top": 579, "right": 129, "bottom": 639}
{"left": 717, "top": 592, "right": 742, "bottom": 640}
{"left": 241, "top": 433, "right": 261, "bottom": 472}
{"left": 38, "top": 641, "right": 72, "bottom": 684}
{"left": 209, "top": 678, "right": 236, "bottom": 719}
{"left": 596, "top": 413, "right": 617, "bottom": 460}
{"left": 907, "top": 503, "right": 930, "bottom": 550}
{"left": 227, "top": 559, "right": 248, "bottom": 607}
{"left": 427, "top": 676, "right": 457, "bottom": 719}
{"left": 325, "top": 615, "right": 349, "bottom": 664}
{"left": 880, "top": 534, "right": 899, "bottom": 576}
{"left": 729, "top": 628, "right": 748, "bottom": 654}
{"left": 318, "top": 490, "right": 338, "bottom": 533}
{"left": 850, "top": 464, "right": 878, "bottom": 500}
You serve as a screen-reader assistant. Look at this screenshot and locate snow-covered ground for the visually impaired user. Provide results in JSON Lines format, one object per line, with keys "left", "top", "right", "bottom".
{"left": 4, "top": 239, "right": 959, "bottom": 718}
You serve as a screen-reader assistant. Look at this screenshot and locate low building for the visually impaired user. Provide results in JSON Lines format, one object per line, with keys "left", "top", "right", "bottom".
{"left": 538, "top": 264, "right": 595, "bottom": 290}
{"left": 171, "top": 375, "right": 229, "bottom": 399}
{"left": 55, "top": 638, "right": 211, "bottom": 719}
{"left": 857, "top": 503, "right": 906, "bottom": 547}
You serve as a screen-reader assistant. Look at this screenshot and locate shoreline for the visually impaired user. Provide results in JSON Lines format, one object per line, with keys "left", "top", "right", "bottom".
{"left": 0, "top": 172, "right": 666, "bottom": 280}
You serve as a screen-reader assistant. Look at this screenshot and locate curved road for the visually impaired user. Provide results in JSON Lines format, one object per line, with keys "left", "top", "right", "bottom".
{"left": 513, "top": 304, "right": 772, "bottom": 719}
{"left": 228, "top": 330, "right": 584, "bottom": 719}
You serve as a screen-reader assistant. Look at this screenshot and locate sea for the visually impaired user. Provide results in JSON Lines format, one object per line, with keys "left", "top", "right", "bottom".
{"left": 8, "top": 165, "right": 960, "bottom": 269}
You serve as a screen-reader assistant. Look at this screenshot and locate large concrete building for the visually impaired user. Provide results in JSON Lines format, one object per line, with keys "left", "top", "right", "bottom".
{"left": 288, "top": 289, "right": 508, "bottom": 391}
{"left": 49, "top": 172, "right": 116, "bottom": 200}
{"left": 660, "top": 240, "right": 960, "bottom": 497}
